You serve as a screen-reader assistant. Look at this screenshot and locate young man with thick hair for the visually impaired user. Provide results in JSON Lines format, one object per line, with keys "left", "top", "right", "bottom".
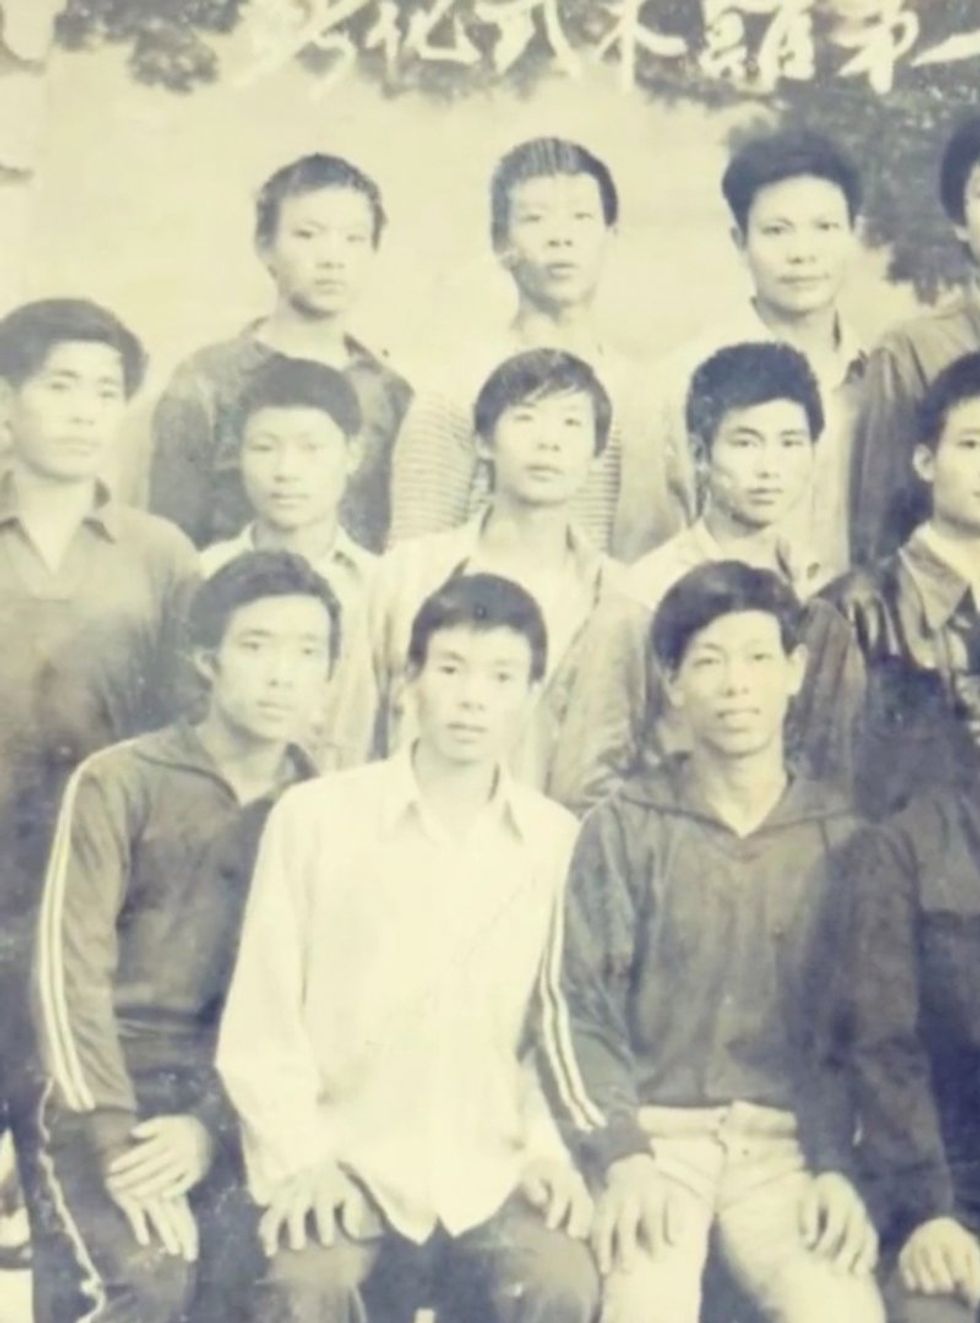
{"left": 621, "top": 129, "right": 866, "bottom": 570}
{"left": 218, "top": 572, "right": 599, "bottom": 1323}
{"left": 34, "top": 551, "right": 337, "bottom": 1323}
{"left": 542, "top": 561, "right": 885, "bottom": 1323}
{"left": 149, "top": 152, "right": 412, "bottom": 553}
{"left": 0, "top": 297, "right": 200, "bottom": 1318}
{"left": 388, "top": 136, "right": 663, "bottom": 556}
{"left": 853, "top": 114, "right": 980, "bottom": 563}
{"left": 335, "top": 346, "right": 623, "bottom": 789}
{"left": 825, "top": 350, "right": 980, "bottom": 819}
{"left": 550, "top": 342, "right": 862, "bottom": 814}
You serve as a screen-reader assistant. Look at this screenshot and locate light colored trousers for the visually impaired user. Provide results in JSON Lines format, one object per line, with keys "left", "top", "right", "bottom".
{"left": 602, "top": 1101, "right": 886, "bottom": 1323}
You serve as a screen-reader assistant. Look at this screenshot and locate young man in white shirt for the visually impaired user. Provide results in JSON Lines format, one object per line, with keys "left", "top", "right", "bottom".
{"left": 217, "top": 573, "right": 598, "bottom": 1323}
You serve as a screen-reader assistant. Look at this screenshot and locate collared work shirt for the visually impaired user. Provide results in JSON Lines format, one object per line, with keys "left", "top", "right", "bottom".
{"left": 851, "top": 288, "right": 980, "bottom": 564}
{"left": 387, "top": 332, "right": 658, "bottom": 557}
{"left": 330, "top": 514, "right": 621, "bottom": 788}
{"left": 619, "top": 303, "right": 866, "bottom": 575}
{"left": 216, "top": 752, "right": 577, "bottom": 1241}
{"left": 0, "top": 481, "right": 199, "bottom": 955}
{"left": 148, "top": 323, "right": 413, "bottom": 553}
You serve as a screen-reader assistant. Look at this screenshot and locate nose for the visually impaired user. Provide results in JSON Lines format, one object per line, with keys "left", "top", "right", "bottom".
{"left": 272, "top": 444, "right": 303, "bottom": 479}
{"left": 313, "top": 231, "right": 345, "bottom": 266}
{"left": 720, "top": 657, "right": 751, "bottom": 694}
{"left": 265, "top": 647, "right": 296, "bottom": 689}
{"left": 69, "top": 390, "right": 99, "bottom": 425}
{"left": 457, "top": 675, "right": 490, "bottom": 711}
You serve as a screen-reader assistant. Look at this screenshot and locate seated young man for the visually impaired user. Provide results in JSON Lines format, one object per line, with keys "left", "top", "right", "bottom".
{"left": 0, "top": 298, "right": 199, "bottom": 1319}
{"left": 549, "top": 342, "right": 863, "bottom": 814}
{"left": 624, "top": 130, "right": 866, "bottom": 572}
{"left": 34, "top": 551, "right": 337, "bottom": 1323}
{"left": 853, "top": 115, "right": 980, "bottom": 564}
{"left": 201, "top": 357, "right": 377, "bottom": 765}
{"left": 217, "top": 573, "right": 599, "bottom": 1323}
{"left": 388, "top": 136, "right": 663, "bottom": 557}
{"left": 842, "top": 764, "right": 980, "bottom": 1323}
{"left": 541, "top": 561, "right": 885, "bottom": 1323}
{"left": 334, "top": 346, "right": 623, "bottom": 790}
{"left": 824, "top": 350, "right": 980, "bottom": 819}
{"left": 149, "top": 153, "right": 412, "bottom": 553}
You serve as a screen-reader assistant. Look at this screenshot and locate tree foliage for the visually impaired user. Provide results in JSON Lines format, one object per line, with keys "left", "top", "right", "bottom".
{"left": 52, "top": 0, "right": 980, "bottom": 299}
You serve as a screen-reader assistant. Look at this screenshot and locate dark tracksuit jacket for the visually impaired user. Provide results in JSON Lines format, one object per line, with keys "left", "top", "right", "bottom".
{"left": 34, "top": 721, "right": 313, "bottom": 1165}
{"left": 843, "top": 784, "right": 980, "bottom": 1245}
{"left": 538, "top": 757, "right": 863, "bottom": 1179}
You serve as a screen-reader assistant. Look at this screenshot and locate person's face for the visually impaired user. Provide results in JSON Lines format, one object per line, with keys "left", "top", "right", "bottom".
{"left": 478, "top": 388, "right": 597, "bottom": 507}
{"left": 6, "top": 341, "right": 127, "bottom": 482}
{"left": 260, "top": 187, "right": 376, "bottom": 318}
{"left": 913, "top": 396, "right": 980, "bottom": 535}
{"left": 664, "top": 610, "right": 804, "bottom": 759}
{"left": 409, "top": 625, "right": 537, "bottom": 767}
{"left": 201, "top": 594, "right": 333, "bottom": 744}
{"left": 736, "top": 174, "right": 856, "bottom": 318}
{"left": 954, "top": 161, "right": 980, "bottom": 267}
{"left": 500, "top": 172, "right": 611, "bottom": 310}
{"left": 241, "top": 405, "right": 354, "bottom": 532}
{"left": 703, "top": 398, "right": 816, "bottom": 530}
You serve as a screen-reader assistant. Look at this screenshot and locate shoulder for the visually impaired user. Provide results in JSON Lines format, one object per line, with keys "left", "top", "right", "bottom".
{"left": 167, "top": 330, "right": 257, "bottom": 382}
{"left": 624, "top": 532, "right": 695, "bottom": 609}
{"left": 200, "top": 534, "right": 247, "bottom": 579}
{"left": 270, "top": 760, "right": 389, "bottom": 826}
{"left": 346, "top": 337, "right": 413, "bottom": 398}
{"left": 113, "top": 506, "right": 198, "bottom": 562}
{"left": 68, "top": 728, "right": 176, "bottom": 805}
{"left": 871, "top": 295, "right": 978, "bottom": 362}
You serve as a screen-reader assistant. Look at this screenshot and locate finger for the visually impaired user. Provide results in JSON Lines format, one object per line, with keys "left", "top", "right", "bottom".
{"left": 567, "top": 1185, "right": 593, "bottom": 1242}
{"left": 640, "top": 1191, "right": 669, "bottom": 1260}
{"left": 664, "top": 1191, "right": 685, "bottom": 1248}
{"left": 899, "top": 1243, "right": 927, "bottom": 1297}
{"left": 545, "top": 1185, "right": 571, "bottom": 1233}
{"left": 107, "top": 1140, "right": 171, "bottom": 1176}
{"left": 590, "top": 1203, "right": 617, "bottom": 1277}
{"left": 814, "top": 1198, "right": 848, "bottom": 1259}
{"left": 920, "top": 1244, "right": 954, "bottom": 1296}
{"left": 853, "top": 1223, "right": 879, "bottom": 1276}
{"left": 108, "top": 1153, "right": 187, "bottom": 1193}
{"left": 108, "top": 1167, "right": 192, "bottom": 1203}
{"left": 259, "top": 1204, "right": 286, "bottom": 1258}
{"left": 961, "top": 1245, "right": 980, "bottom": 1306}
{"left": 169, "top": 1199, "right": 199, "bottom": 1263}
{"left": 146, "top": 1201, "right": 181, "bottom": 1258}
{"left": 129, "top": 1119, "right": 166, "bottom": 1141}
{"left": 523, "top": 1175, "right": 547, "bottom": 1210}
{"left": 118, "top": 1197, "right": 150, "bottom": 1249}
{"left": 831, "top": 1205, "right": 865, "bottom": 1273}
{"left": 287, "top": 1197, "right": 308, "bottom": 1252}
{"left": 614, "top": 1196, "right": 641, "bottom": 1272}
{"left": 314, "top": 1193, "right": 337, "bottom": 1248}
{"left": 798, "top": 1187, "right": 820, "bottom": 1248}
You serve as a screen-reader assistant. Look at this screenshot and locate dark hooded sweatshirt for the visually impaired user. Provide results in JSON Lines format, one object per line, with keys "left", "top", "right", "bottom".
{"left": 34, "top": 721, "right": 314, "bottom": 1164}
{"left": 539, "top": 756, "right": 864, "bottom": 1179}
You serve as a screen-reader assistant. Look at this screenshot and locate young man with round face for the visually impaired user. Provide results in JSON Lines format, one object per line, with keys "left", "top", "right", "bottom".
{"left": 34, "top": 552, "right": 336, "bottom": 1323}
{"left": 825, "top": 350, "right": 980, "bottom": 819}
{"left": 540, "top": 561, "right": 885, "bottom": 1323}
{"left": 619, "top": 130, "right": 866, "bottom": 573}
{"left": 854, "top": 114, "right": 980, "bottom": 565}
{"left": 388, "top": 137, "right": 664, "bottom": 558}
{"left": 333, "top": 347, "right": 624, "bottom": 789}
{"left": 149, "top": 153, "right": 412, "bottom": 553}
{"left": 549, "top": 343, "right": 864, "bottom": 815}
{"left": 217, "top": 573, "right": 599, "bottom": 1323}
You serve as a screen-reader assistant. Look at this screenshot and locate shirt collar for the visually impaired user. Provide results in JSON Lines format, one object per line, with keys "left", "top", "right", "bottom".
{"left": 241, "top": 521, "right": 373, "bottom": 574}
{"left": 900, "top": 523, "right": 977, "bottom": 632}
{"left": 244, "top": 320, "right": 388, "bottom": 372}
{"left": 0, "top": 472, "right": 120, "bottom": 541}
{"left": 452, "top": 510, "right": 608, "bottom": 592}
{"left": 379, "top": 745, "right": 532, "bottom": 842}
{"left": 688, "top": 516, "right": 825, "bottom": 596}
{"left": 743, "top": 300, "right": 866, "bottom": 390}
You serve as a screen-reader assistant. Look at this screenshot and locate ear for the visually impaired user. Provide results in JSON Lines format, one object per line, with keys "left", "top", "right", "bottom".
{"left": 191, "top": 647, "right": 219, "bottom": 687}
{"left": 345, "top": 433, "right": 364, "bottom": 477}
{"left": 0, "top": 379, "right": 14, "bottom": 453}
{"left": 953, "top": 222, "right": 970, "bottom": 248}
{"left": 475, "top": 431, "right": 494, "bottom": 465}
{"left": 496, "top": 241, "right": 517, "bottom": 272}
{"left": 786, "top": 644, "right": 808, "bottom": 700}
{"left": 660, "top": 663, "right": 685, "bottom": 713}
{"left": 911, "top": 442, "right": 936, "bottom": 486}
{"left": 730, "top": 223, "right": 747, "bottom": 256}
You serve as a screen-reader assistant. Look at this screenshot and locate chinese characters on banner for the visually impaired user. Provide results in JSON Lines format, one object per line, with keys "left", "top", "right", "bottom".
{"left": 231, "top": 0, "right": 979, "bottom": 96}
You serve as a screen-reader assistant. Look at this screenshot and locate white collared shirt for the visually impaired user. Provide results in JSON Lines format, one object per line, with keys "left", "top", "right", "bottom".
{"left": 216, "top": 751, "right": 577, "bottom": 1241}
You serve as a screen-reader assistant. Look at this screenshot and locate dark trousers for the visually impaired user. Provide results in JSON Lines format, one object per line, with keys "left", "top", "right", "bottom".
{"left": 257, "top": 1191, "right": 600, "bottom": 1323}
{"left": 881, "top": 1265, "right": 976, "bottom": 1323}
{"left": 35, "top": 1093, "right": 262, "bottom": 1323}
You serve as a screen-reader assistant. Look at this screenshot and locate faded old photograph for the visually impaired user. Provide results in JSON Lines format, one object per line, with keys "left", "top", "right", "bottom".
{"left": 1, "top": 1, "right": 980, "bottom": 1320}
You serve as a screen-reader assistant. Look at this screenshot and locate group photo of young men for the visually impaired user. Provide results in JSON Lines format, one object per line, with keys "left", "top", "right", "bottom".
{"left": 0, "top": 107, "right": 980, "bottom": 1323}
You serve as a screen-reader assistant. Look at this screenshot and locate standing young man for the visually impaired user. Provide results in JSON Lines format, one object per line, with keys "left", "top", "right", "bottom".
{"left": 853, "top": 115, "right": 980, "bottom": 563}
{"left": 550, "top": 342, "right": 863, "bottom": 814}
{"left": 541, "top": 561, "right": 884, "bottom": 1323}
{"left": 388, "top": 137, "right": 661, "bottom": 557}
{"left": 34, "top": 552, "right": 336, "bottom": 1323}
{"left": 825, "top": 350, "right": 980, "bottom": 819}
{"left": 0, "top": 298, "right": 199, "bottom": 1316}
{"left": 337, "top": 347, "right": 623, "bottom": 789}
{"left": 621, "top": 130, "right": 866, "bottom": 571}
{"left": 149, "top": 153, "right": 413, "bottom": 553}
{"left": 218, "top": 573, "right": 599, "bottom": 1323}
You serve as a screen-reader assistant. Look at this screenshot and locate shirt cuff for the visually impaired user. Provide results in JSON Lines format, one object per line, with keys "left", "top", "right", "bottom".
{"left": 578, "top": 1116, "right": 652, "bottom": 1178}
{"left": 84, "top": 1107, "right": 138, "bottom": 1165}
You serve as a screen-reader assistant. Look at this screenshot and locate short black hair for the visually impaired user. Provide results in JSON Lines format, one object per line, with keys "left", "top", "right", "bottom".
{"left": 407, "top": 572, "right": 547, "bottom": 682}
{"left": 189, "top": 549, "right": 342, "bottom": 671}
{"left": 255, "top": 153, "right": 386, "bottom": 248}
{"left": 722, "top": 130, "right": 862, "bottom": 233}
{"left": 651, "top": 561, "right": 804, "bottom": 673}
{"left": 0, "top": 298, "right": 146, "bottom": 396}
{"left": 473, "top": 348, "right": 612, "bottom": 456}
{"left": 490, "top": 137, "right": 618, "bottom": 251}
{"left": 918, "top": 351, "right": 980, "bottom": 452}
{"left": 234, "top": 356, "right": 362, "bottom": 439}
{"left": 939, "top": 116, "right": 980, "bottom": 225}
{"left": 686, "top": 342, "right": 824, "bottom": 454}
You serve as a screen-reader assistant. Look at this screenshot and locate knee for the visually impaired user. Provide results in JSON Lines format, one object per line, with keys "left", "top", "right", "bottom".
{"left": 499, "top": 1234, "right": 600, "bottom": 1323}
{"left": 767, "top": 1269, "right": 886, "bottom": 1323}
{"left": 881, "top": 1271, "right": 974, "bottom": 1323}
{"left": 262, "top": 1240, "right": 371, "bottom": 1314}
{"left": 104, "top": 1242, "right": 193, "bottom": 1323}
{"left": 600, "top": 1252, "right": 702, "bottom": 1323}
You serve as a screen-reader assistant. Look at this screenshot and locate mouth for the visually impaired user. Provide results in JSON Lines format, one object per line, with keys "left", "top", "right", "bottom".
{"left": 544, "top": 262, "right": 580, "bottom": 278}
{"left": 447, "top": 723, "right": 488, "bottom": 739}
{"left": 525, "top": 464, "right": 565, "bottom": 479}
{"left": 256, "top": 702, "right": 294, "bottom": 719}
{"left": 746, "top": 489, "right": 784, "bottom": 502}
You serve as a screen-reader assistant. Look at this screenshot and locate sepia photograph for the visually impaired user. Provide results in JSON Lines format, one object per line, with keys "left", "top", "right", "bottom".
{"left": 1, "top": 1, "right": 980, "bottom": 1319}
